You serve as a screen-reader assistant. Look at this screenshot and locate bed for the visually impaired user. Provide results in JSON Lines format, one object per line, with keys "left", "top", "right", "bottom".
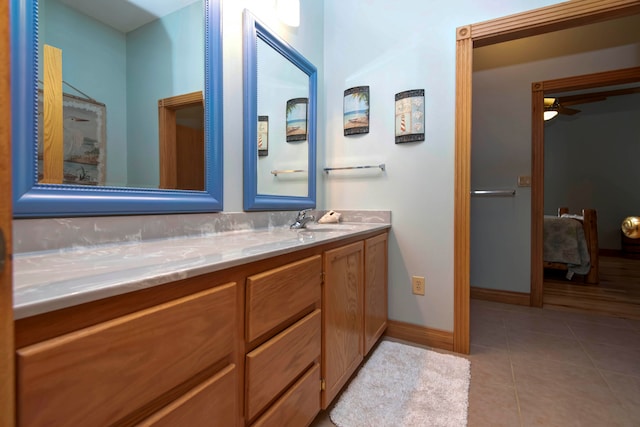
{"left": 543, "top": 207, "right": 599, "bottom": 284}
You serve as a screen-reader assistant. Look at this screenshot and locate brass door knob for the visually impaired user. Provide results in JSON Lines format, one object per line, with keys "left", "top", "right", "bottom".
{"left": 621, "top": 216, "right": 640, "bottom": 239}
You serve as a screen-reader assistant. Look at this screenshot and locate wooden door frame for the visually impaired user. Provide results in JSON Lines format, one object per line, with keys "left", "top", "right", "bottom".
{"left": 454, "top": 0, "right": 640, "bottom": 354}
{"left": 158, "top": 91, "right": 203, "bottom": 189}
{"left": 1, "top": 0, "right": 15, "bottom": 424}
{"left": 530, "top": 66, "right": 640, "bottom": 307}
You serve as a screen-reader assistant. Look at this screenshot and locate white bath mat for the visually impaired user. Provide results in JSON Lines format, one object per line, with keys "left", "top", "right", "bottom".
{"left": 329, "top": 340, "right": 470, "bottom": 427}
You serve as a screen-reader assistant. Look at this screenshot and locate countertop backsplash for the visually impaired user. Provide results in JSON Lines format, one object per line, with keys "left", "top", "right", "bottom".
{"left": 13, "top": 210, "right": 391, "bottom": 254}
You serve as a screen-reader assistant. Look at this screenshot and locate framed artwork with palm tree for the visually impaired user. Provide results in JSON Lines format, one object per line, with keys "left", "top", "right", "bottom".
{"left": 286, "top": 98, "right": 308, "bottom": 142}
{"left": 343, "top": 86, "right": 369, "bottom": 135}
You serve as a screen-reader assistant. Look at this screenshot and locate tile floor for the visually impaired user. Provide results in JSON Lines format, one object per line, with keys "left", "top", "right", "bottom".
{"left": 312, "top": 299, "right": 640, "bottom": 426}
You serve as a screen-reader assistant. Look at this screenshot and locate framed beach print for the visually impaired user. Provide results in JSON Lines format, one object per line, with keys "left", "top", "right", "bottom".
{"left": 395, "top": 89, "right": 425, "bottom": 144}
{"left": 344, "top": 86, "right": 370, "bottom": 135}
{"left": 37, "top": 91, "right": 106, "bottom": 185}
{"left": 286, "top": 98, "right": 308, "bottom": 142}
{"left": 258, "top": 115, "right": 269, "bottom": 156}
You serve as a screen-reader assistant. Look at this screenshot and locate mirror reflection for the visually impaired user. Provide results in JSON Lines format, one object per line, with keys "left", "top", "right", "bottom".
{"left": 38, "top": 0, "right": 204, "bottom": 189}
{"left": 243, "top": 9, "right": 317, "bottom": 211}
{"left": 256, "top": 36, "right": 309, "bottom": 197}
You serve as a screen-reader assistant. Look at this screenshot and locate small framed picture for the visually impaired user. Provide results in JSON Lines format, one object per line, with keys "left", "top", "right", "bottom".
{"left": 37, "top": 90, "right": 106, "bottom": 185}
{"left": 286, "top": 98, "right": 308, "bottom": 142}
{"left": 395, "top": 89, "right": 425, "bottom": 144}
{"left": 258, "top": 115, "right": 269, "bottom": 156}
{"left": 343, "top": 86, "right": 370, "bottom": 136}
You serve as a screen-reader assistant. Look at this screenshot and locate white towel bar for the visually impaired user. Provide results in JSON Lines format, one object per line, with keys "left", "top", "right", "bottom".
{"left": 324, "top": 164, "right": 385, "bottom": 174}
{"left": 470, "top": 190, "right": 516, "bottom": 197}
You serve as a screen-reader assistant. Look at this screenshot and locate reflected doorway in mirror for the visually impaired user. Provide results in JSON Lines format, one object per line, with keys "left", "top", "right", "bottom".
{"left": 158, "top": 91, "right": 205, "bottom": 191}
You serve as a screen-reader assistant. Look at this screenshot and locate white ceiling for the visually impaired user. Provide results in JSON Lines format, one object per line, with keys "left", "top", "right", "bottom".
{"left": 58, "top": 0, "right": 201, "bottom": 33}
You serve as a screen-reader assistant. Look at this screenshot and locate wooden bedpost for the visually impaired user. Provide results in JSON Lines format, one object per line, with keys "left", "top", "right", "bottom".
{"left": 582, "top": 209, "right": 599, "bottom": 284}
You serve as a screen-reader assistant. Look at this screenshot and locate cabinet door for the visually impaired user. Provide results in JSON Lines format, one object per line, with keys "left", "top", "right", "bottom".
{"left": 322, "top": 241, "right": 364, "bottom": 409}
{"left": 364, "top": 232, "right": 388, "bottom": 355}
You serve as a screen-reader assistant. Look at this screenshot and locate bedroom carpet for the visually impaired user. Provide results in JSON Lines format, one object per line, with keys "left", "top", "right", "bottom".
{"left": 329, "top": 340, "right": 470, "bottom": 427}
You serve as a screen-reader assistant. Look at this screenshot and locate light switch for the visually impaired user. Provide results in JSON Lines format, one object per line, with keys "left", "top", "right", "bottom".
{"left": 517, "top": 176, "right": 531, "bottom": 187}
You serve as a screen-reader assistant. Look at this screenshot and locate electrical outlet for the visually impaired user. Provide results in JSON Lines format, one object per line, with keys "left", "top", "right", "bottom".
{"left": 412, "top": 276, "right": 425, "bottom": 296}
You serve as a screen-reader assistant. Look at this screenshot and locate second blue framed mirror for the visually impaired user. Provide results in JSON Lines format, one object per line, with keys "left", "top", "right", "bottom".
{"left": 242, "top": 9, "right": 317, "bottom": 211}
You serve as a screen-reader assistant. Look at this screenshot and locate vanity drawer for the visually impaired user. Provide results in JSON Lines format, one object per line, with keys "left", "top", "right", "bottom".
{"left": 17, "top": 282, "right": 237, "bottom": 427}
{"left": 251, "top": 363, "right": 320, "bottom": 427}
{"left": 140, "top": 364, "right": 238, "bottom": 427}
{"left": 246, "top": 255, "right": 321, "bottom": 342}
{"left": 245, "top": 309, "right": 321, "bottom": 421}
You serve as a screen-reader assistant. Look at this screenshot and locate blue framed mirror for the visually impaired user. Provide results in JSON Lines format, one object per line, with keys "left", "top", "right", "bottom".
{"left": 10, "top": 0, "right": 223, "bottom": 217}
{"left": 243, "top": 9, "right": 317, "bottom": 211}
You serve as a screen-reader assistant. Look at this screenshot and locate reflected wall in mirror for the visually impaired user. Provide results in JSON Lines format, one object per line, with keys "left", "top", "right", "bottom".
{"left": 256, "top": 37, "right": 309, "bottom": 197}
{"left": 243, "top": 9, "right": 317, "bottom": 211}
{"left": 11, "top": 0, "right": 223, "bottom": 217}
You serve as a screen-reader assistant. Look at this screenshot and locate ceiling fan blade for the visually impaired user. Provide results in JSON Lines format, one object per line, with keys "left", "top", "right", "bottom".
{"left": 560, "top": 96, "right": 606, "bottom": 106}
{"left": 558, "top": 106, "right": 580, "bottom": 115}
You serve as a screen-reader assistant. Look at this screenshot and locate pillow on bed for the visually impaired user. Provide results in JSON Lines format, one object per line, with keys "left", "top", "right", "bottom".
{"left": 561, "top": 213, "right": 583, "bottom": 221}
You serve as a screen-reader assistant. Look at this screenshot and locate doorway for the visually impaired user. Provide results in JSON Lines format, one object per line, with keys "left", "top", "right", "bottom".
{"left": 453, "top": 1, "right": 640, "bottom": 354}
{"left": 158, "top": 91, "right": 205, "bottom": 190}
{"left": 531, "top": 67, "right": 640, "bottom": 318}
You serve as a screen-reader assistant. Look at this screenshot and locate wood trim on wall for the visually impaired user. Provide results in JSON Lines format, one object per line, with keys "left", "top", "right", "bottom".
{"left": 470, "top": 0, "right": 640, "bottom": 48}
{"left": 539, "top": 67, "right": 640, "bottom": 92}
{"left": 0, "top": 0, "right": 15, "bottom": 424}
{"left": 600, "top": 248, "right": 623, "bottom": 257}
{"left": 41, "top": 45, "right": 63, "bottom": 184}
{"left": 454, "top": 0, "right": 640, "bottom": 353}
{"left": 531, "top": 84, "right": 545, "bottom": 307}
{"left": 385, "top": 320, "right": 454, "bottom": 352}
{"left": 453, "top": 26, "right": 472, "bottom": 355}
{"left": 470, "top": 287, "right": 531, "bottom": 306}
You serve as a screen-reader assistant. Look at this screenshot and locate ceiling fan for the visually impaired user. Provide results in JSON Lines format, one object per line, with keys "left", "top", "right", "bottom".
{"left": 543, "top": 86, "right": 640, "bottom": 120}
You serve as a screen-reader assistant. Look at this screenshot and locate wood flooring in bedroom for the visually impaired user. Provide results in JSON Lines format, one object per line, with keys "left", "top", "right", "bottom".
{"left": 544, "top": 254, "right": 640, "bottom": 319}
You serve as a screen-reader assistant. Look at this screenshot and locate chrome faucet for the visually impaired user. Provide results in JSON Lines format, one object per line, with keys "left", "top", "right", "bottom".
{"left": 290, "top": 209, "right": 315, "bottom": 229}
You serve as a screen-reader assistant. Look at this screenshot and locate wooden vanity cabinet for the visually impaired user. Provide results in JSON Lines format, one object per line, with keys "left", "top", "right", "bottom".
{"left": 16, "top": 281, "right": 240, "bottom": 427}
{"left": 321, "top": 232, "right": 388, "bottom": 409}
{"left": 244, "top": 256, "right": 323, "bottom": 426}
{"left": 14, "top": 228, "right": 388, "bottom": 427}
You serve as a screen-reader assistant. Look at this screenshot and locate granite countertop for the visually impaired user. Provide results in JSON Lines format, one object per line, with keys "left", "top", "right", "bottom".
{"left": 13, "top": 218, "right": 390, "bottom": 319}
